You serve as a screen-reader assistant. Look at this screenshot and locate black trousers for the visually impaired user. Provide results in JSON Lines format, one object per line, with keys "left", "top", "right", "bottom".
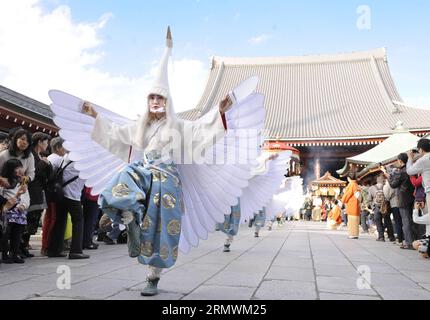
{"left": 360, "top": 210, "right": 371, "bottom": 232}
{"left": 21, "top": 209, "right": 44, "bottom": 248}
{"left": 2, "top": 223, "right": 25, "bottom": 257}
{"left": 391, "top": 207, "right": 404, "bottom": 242}
{"left": 82, "top": 199, "right": 100, "bottom": 247}
{"left": 48, "top": 197, "right": 84, "bottom": 255}
{"left": 374, "top": 206, "right": 395, "bottom": 239}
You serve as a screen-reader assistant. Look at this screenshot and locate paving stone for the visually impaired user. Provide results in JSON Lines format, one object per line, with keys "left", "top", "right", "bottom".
{"left": 183, "top": 285, "right": 255, "bottom": 300}
{"left": 345, "top": 255, "right": 384, "bottom": 263}
{"left": 272, "top": 257, "right": 314, "bottom": 269}
{"left": 99, "top": 264, "right": 153, "bottom": 281}
{"left": 0, "top": 280, "right": 60, "bottom": 300}
{"left": 70, "top": 258, "right": 135, "bottom": 276}
{"left": 265, "top": 266, "right": 315, "bottom": 282}
{"left": 370, "top": 274, "right": 422, "bottom": 289}
{"left": 109, "top": 290, "right": 184, "bottom": 300}
{"left": 319, "top": 293, "right": 381, "bottom": 300}
{"left": 375, "top": 287, "right": 430, "bottom": 300}
{"left": 349, "top": 262, "right": 399, "bottom": 274}
{"left": 279, "top": 250, "right": 311, "bottom": 259}
{"left": 315, "top": 265, "right": 359, "bottom": 279}
{"left": 0, "top": 272, "right": 39, "bottom": 286}
{"left": 313, "top": 257, "right": 352, "bottom": 267}
{"left": 316, "top": 276, "right": 378, "bottom": 296}
{"left": 27, "top": 296, "right": 81, "bottom": 300}
{"left": 205, "top": 269, "right": 264, "bottom": 288}
{"left": 45, "top": 277, "right": 139, "bottom": 299}
{"left": 192, "top": 252, "right": 243, "bottom": 265}
{"left": 29, "top": 272, "right": 95, "bottom": 285}
{"left": 418, "top": 283, "right": 430, "bottom": 291}
{"left": 254, "top": 280, "right": 317, "bottom": 300}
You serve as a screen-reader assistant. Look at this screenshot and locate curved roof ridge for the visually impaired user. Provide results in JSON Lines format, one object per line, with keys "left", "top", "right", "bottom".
{"left": 214, "top": 48, "right": 387, "bottom": 66}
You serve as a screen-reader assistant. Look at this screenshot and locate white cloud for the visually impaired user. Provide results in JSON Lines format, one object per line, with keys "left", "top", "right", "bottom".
{"left": 0, "top": 0, "right": 208, "bottom": 119}
{"left": 248, "top": 34, "right": 273, "bottom": 45}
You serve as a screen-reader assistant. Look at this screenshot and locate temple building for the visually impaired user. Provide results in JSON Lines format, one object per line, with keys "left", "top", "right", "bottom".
{"left": 180, "top": 48, "right": 430, "bottom": 186}
{"left": 310, "top": 171, "right": 346, "bottom": 198}
{"left": 0, "top": 85, "right": 58, "bottom": 135}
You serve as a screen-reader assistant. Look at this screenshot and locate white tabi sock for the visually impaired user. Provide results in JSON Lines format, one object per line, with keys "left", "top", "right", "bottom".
{"left": 148, "top": 266, "right": 163, "bottom": 280}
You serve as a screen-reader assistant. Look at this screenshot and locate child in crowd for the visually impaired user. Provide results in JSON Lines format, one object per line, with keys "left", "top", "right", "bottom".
{"left": 1, "top": 159, "right": 30, "bottom": 263}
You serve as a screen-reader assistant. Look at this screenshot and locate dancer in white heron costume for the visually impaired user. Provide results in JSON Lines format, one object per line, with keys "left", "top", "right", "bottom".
{"left": 47, "top": 27, "right": 266, "bottom": 296}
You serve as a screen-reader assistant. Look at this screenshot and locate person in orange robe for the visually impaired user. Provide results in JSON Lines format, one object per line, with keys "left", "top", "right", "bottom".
{"left": 341, "top": 173, "right": 361, "bottom": 239}
{"left": 327, "top": 200, "right": 342, "bottom": 230}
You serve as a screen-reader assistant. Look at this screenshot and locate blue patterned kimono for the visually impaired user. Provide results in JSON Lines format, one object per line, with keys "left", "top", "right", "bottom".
{"left": 99, "top": 153, "right": 183, "bottom": 269}
{"left": 254, "top": 207, "right": 267, "bottom": 228}
{"left": 218, "top": 200, "right": 241, "bottom": 236}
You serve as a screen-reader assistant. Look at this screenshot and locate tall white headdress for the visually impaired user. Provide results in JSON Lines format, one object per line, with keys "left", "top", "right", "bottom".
{"left": 149, "top": 26, "right": 172, "bottom": 100}
{"left": 133, "top": 27, "right": 177, "bottom": 149}
{"left": 146, "top": 26, "right": 176, "bottom": 120}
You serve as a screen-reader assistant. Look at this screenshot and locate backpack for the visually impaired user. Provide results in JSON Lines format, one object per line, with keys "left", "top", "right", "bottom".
{"left": 374, "top": 185, "right": 391, "bottom": 215}
{"left": 46, "top": 160, "right": 79, "bottom": 203}
{"left": 374, "top": 186, "right": 385, "bottom": 207}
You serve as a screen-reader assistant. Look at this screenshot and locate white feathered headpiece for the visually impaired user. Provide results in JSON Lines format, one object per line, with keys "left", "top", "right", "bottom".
{"left": 146, "top": 26, "right": 177, "bottom": 120}
{"left": 133, "top": 27, "right": 178, "bottom": 149}
{"left": 149, "top": 27, "right": 172, "bottom": 99}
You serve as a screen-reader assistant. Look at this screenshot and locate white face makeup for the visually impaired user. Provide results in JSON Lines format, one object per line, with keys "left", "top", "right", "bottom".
{"left": 148, "top": 94, "right": 167, "bottom": 114}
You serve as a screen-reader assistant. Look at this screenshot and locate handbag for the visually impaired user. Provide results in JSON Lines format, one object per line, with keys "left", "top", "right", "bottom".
{"left": 381, "top": 200, "right": 391, "bottom": 216}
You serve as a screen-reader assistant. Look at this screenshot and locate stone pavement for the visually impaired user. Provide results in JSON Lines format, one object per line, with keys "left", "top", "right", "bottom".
{"left": 1, "top": 221, "right": 430, "bottom": 300}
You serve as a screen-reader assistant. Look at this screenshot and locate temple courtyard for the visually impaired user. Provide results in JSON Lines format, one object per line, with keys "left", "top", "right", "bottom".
{"left": 1, "top": 221, "right": 430, "bottom": 300}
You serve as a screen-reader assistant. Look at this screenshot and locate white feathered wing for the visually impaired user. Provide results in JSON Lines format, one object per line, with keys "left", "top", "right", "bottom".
{"left": 238, "top": 151, "right": 292, "bottom": 225}
{"left": 265, "top": 176, "right": 305, "bottom": 220}
{"left": 177, "top": 77, "right": 265, "bottom": 253}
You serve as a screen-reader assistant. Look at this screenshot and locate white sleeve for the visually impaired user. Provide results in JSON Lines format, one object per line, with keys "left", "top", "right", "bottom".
{"left": 91, "top": 115, "right": 137, "bottom": 163}
{"left": 26, "top": 153, "right": 35, "bottom": 181}
{"left": 407, "top": 158, "right": 424, "bottom": 176}
{"left": 412, "top": 210, "right": 430, "bottom": 225}
{"left": 48, "top": 154, "right": 63, "bottom": 171}
{"left": 182, "top": 108, "right": 226, "bottom": 162}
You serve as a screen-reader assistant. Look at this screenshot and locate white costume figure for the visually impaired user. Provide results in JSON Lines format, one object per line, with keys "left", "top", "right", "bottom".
{"left": 266, "top": 176, "right": 305, "bottom": 229}
{"left": 48, "top": 28, "right": 266, "bottom": 296}
{"left": 220, "top": 151, "right": 292, "bottom": 252}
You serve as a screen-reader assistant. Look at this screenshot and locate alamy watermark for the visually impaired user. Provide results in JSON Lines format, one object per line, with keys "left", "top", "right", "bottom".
{"left": 356, "top": 265, "right": 372, "bottom": 290}
{"left": 56, "top": 265, "right": 71, "bottom": 290}
{"left": 357, "top": 5, "right": 372, "bottom": 30}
